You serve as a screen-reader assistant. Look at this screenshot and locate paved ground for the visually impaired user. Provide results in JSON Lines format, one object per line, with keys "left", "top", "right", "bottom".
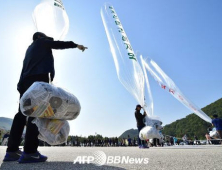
{"left": 0, "top": 145, "right": 222, "bottom": 170}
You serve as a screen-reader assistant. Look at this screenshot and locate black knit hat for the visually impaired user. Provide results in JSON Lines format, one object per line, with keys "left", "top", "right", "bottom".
{"left": 135, "top": 104, "right": 142, "bottom": 110}
{"left": 213, "top": 114, "right": 218, "bottom": 118}
{"left": 33, "top": 32, "right": 47, "bottom": 41}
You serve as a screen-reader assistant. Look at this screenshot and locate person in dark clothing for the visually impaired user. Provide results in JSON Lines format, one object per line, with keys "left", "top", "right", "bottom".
{"left": 3, "top": 132, "right": 10, "bottom": 141}
{"left": 170, "top": 137, "right": 174, "bottom": 146}
{"left": 212, "top": 114, "right": 222, "bottom": 143}
{"left": 194, "top": 135, "right": 200, "bottom": 145}
{"left": 2, "top": 132, "right": 10, "bottom": 146}
{"left": 134, "top": 104, "right": 148, "bottom": 149}
{"left": 4, "top": 32, "right": 87, "bottom": 163}
{"left": 133, "top": 137, "right": 136, "bottom": 146}
{"left": 127, "top": 135, "right": 132, "bottom": 146}
{"left": 153, "top": 138, "right": 160, "bottom": 147}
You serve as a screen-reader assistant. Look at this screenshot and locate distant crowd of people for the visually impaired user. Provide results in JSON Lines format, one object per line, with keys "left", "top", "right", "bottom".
{"left": 1, "top": 130, "right": 221, "bottom": 148}
{"left": 1, "top": 114, "right": 221, "bottom": 149}
{"left": 64, "top": 135, "right": 138, "bottom": 147}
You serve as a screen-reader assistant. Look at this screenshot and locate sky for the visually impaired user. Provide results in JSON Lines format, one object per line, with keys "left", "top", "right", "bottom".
{"left": 0, "top": 0, "right": 222, "bottom": 137}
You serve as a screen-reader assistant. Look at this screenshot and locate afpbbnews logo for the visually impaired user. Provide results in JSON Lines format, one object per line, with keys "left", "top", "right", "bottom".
{"left": 73, "top": 151, "right": 149, "bottom": 166}
{"left": 106, "top": 156, "right": 149, "bottom": 165}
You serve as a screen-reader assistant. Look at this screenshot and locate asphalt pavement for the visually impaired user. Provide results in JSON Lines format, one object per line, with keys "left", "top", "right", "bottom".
{"left": 0, "top": 145, "right": 222, "bottom": 170}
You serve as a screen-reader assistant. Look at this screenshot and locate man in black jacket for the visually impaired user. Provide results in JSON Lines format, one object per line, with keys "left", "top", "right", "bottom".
{"left": 135, "top": 104, "right": 147, "bottom": 148}
{"left": 3, "top": 32, "right": 87, "bottom": 163}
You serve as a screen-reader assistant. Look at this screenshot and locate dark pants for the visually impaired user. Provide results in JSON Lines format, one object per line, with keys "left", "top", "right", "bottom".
{"left": 138, "top": 125, "right": 145, "bottom": 146}
{"left": 217, "top": 130, "right": 222, "bottom": 138}
{"left": 153, "top": 138, "right": 160, "bottom": 146}
{"left": 217, "top": 130, "right": 222, "bottom": 144}
{"left": 7, "top": 74, "right": 49, "bottom": 154}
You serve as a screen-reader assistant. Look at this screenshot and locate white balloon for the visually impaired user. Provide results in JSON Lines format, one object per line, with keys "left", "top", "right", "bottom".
{"left": 33, "top": 0, "right": 69, "bottom": 40}
{"left": 141, "top": 56, "right": 212, "bottom": 123}
{"left": 101, "top": 3, "right": 146, "bottom": 108}
{"left": 140, "top": 54, "right": 154, "bottom": 116}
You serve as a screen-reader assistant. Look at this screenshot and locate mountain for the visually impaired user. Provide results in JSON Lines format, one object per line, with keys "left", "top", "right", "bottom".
{"left": 119, "top": 128, "right": 138, "bottom": 139}
{"left": 120, "top": 98, "right": 222, "bottom": 140}
{"left": 162, "top": 98, "right": 222, "bottom": 139}
{"left": 0, "top": 117, "right": 13, "bottom": 131}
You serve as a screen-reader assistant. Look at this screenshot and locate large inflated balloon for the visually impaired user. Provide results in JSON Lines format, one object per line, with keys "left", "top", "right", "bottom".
{"left": 140, "top": 55, "right": 154, "bottom": 116}
{"left": 33, "top": 0, "right": 69, "bottom": 40}
{"left": 101, "top": 3, "right": 146, "bottom": 109}
{"left": 141, "top": 57, "right": 212, "bottom": 123}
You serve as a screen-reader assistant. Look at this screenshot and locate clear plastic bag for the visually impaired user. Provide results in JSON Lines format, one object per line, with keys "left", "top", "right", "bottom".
{"left": 139, "top": 126, "right": 162, "bottom": 140}
{"left": 209, "top": 128, "right": 220, "bottom": 138}
{"left": 32, "top": 118, "right": 70, "bottom": 145}
{"left": 140, "top": 116, "right": 163, "bottom": 140}
{"left": 20, "top": 82, "right": 81, "bottom": 120}
{"left": 144, "top": 115, "right": 162, "bottom": 127}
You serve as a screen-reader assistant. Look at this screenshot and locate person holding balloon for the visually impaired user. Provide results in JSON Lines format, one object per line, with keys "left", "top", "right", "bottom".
{"left": 135, "top": 104, "right": 149, "bottom": 149}
{"left": 212, "top": 114, "right": 222, "bottom": 143}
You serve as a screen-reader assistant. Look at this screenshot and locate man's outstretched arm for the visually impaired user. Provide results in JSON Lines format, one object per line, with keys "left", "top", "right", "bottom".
{"left": 43, "top": 38, "right": 88, "bottom": 51}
